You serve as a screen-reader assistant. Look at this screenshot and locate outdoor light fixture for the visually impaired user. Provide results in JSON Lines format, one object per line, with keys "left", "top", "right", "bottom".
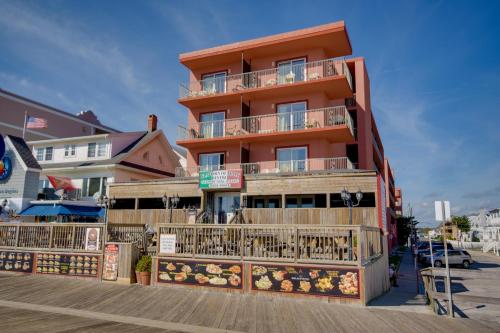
{"left": 169, "top": 194, "right": 180, "bottom": 224}
{"left": 162, "top": 194, "right": 168, "bottom": 208}
{"left": 341, "top": 188, "right": 363, "bottom": 260}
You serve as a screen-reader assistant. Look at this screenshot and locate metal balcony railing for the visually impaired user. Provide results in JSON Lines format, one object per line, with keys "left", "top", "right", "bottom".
{"left": 175, "top": 157, "right": 354, "bottom": 177}
{"left": 178, "top": 106, "right": 354, "bottom": 141}
{"left": 179, "top": 58, "right": 352, "bottom": 99}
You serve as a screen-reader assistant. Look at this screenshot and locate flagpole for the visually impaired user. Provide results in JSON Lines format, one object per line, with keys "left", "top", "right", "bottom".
{"left": 22, "top": 111, "right": 28, "bottom": 139}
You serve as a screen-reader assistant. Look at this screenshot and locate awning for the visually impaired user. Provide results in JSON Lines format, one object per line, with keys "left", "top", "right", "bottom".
{"left": 19, "top": 204, "right": 104, "bottom": 218}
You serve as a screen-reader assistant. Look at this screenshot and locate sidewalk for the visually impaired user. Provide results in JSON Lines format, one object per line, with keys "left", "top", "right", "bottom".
{"left": 368, "top": 248, "right": 430, "bottom": 314}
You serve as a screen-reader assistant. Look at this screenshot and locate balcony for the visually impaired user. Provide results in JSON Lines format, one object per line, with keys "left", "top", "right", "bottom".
{"left": 178, "top": 58, "right": 353, "bottom": 108}
{"left": 177, "top": 106, "right": 354, "bottom": 148}
{"left": 175, "top": 157, "right": 354, "bottom": 178}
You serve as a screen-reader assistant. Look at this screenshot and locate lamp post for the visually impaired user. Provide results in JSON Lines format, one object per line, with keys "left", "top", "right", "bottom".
{"left": 169, "top": 194, "right": 180, "bottom": 224}
{"left": 341, "top": 188, "right": 363, "bottom": 261}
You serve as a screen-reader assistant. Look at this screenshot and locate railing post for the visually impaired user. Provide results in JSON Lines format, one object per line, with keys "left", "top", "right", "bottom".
{"left": 71, "top": 225, "right": 76, "bottom": 250}
{"left": 240, "top": 226, "right": 245, "bottom": 260}
{"left": 294, "top": 226, "right": 299, "bottom": 263}
{"left": 357, "top": 226, "right": 362, "bottom": 266}
{"left": 192, "top": 225, "right": 197, "bottom": 258}
{"left": 14, "top": 225, "right": 20, "bottom": 248}
{"left": 49, "top": 225, "right": 54, "bottom": 249}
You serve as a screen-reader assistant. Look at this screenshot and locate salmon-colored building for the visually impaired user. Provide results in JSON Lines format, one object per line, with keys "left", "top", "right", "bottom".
{"left": 175, "top": 21, "right": 401, "bottom": 228}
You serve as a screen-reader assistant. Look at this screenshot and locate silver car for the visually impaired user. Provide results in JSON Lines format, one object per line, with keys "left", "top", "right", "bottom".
{"left": 424, "top": 249, "right": 473, "bottom": 269}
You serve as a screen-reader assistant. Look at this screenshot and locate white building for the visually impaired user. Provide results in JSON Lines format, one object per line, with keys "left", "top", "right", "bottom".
{"left": 29, "top": 115, "right": 181, "bottom": 201}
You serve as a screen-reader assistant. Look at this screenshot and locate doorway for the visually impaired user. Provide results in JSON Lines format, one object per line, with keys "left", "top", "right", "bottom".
{"left": 213, "top": 193, "right": 240, "bottom": 224}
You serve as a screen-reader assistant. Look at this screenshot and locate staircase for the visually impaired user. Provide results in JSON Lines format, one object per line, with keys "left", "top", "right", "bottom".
{"left": 482, "top": 241, "right": 500, "bottom": 255}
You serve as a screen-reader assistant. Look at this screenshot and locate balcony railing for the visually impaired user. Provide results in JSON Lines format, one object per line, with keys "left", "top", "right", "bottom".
{"left": 179, "top": 58, "right": 352, "bottom": 99}
{"left": 157, "top": 224, "right": 382, "bottom": 266}
{"left": 175, "top": 157, "right": 354, "bottom": 177}
{"left": 178, "top": 106, "right": 354, "bottom": 141}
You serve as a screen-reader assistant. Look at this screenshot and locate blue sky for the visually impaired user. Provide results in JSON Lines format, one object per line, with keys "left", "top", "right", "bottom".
{"left": 0, "top": 0, "right": 499, "bottom": 226}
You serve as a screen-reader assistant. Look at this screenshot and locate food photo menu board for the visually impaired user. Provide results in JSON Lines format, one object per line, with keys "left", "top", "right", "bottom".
{"left": 157, "top": 259, "right": 243, "bottom": 289}
{"left": 251, "top": 264, "right": 360, "bottom": 298}
{"left": 0, "top": 251, "right": 34, "bottom": 273}
{"left": 36, "top": 253, "right": 99, "bottom": 278}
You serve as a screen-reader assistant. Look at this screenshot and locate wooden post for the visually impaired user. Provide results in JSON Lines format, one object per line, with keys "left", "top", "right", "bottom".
{"left": 48, "top": 225, "right": 54, "bottom": 249}
{"left": 14, "top": 225, "right": 20, "bottom": 248}
{"left": 357, "top": 226, "right": 362, "bottom": 266}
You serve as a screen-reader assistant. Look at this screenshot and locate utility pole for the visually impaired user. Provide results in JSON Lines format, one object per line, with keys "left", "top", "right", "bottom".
{"left": 439, "top": 201, "right": 454, "bottom": 318}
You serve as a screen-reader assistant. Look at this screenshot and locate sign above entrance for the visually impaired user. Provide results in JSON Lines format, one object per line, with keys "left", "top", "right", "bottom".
{"left": 199, "top": 169, "right": 243, "bottom": 189}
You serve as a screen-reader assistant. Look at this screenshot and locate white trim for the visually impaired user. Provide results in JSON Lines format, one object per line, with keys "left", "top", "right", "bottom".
{"left": 28, "top": 133, "right": 109, "bottom": 145}
{"left": 0, "top": 90, "right": 117, "bottom": 133}
{"left": 0, "top": 121, "right": 56, "bottom": 139}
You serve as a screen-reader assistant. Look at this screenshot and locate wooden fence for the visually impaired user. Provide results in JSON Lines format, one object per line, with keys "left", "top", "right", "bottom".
{"left": 0, "top": 223, "right": 105, "bottom": 253}
{"left": 108, "top": 207, "right": 376, "bottom": 226}
{"left": 157, "top": 224, "right": 382, "bottom": 266}
{"left": 108, "top": 209, "right": 200, "bottom": 225}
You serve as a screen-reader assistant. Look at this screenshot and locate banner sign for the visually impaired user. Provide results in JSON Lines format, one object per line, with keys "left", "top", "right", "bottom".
{"left": 199, "top": 169, "right": 243, "bottom": 189}
{"left": 159, "top": 234, "right": 176, "bottom": 254}
{"left": 157, "top": 259, "right": 243, "bottom": 289}
{"left": 36, "top": 253, "right": 99, "bottom": 277}
{"left": 102, "top": 244, "right": 119, "bottom": 281}
{"left": 0, "top": 251, "right": 34, "bottom": 273}
{"left": 85, "top": 227, "right": 100, "bottom": 251}
{"left": 251, "top": 264, "right": 360, "bottom": 298}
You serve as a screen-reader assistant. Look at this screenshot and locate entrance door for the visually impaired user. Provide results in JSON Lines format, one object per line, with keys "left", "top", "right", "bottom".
{"left": 214, "top": 193, "right": 240, "bottom": 224}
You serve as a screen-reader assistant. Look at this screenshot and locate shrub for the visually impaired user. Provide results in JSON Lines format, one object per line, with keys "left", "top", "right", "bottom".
{"left": 135, "top": 255, "right": 152, "bottom": 273}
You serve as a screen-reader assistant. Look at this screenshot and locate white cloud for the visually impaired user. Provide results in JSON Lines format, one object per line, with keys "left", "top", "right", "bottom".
{"left": 0, "top": 2, "right": 151, "bottom": 94}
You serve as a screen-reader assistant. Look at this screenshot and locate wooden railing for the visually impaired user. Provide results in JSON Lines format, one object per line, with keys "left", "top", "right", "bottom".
{"left": 108, "top": 209, "right": 201, "bottom": 225}
{"left": 0, "top": 223, "right": 105, "bottom": 253}
{"left": 107, "top": 224, "right": 145, "bottom": 250}
{"left": 107, "top": 208, "right": 376, "bottom": 227}
{"left": 157, "top": 224, "right": 382, "bottom": 266}
{"left": 243, "top": 208, "right": 377, "bottom": 227}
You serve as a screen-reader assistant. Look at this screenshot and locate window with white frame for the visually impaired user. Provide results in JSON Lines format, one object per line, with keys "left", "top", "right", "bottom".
{"left": 97, "top": 142, "right": 106, "bottom": 157}
{"left": 276, "top": 146, "right": 307, "bottom": 172}
{"left": 87, "top": 143, "right": 96, "bottom": 157}
{"left": 199, "top": 152, "right": 225, "bottom": 171}
{"left": 64, "top": 144, "right": 76, "bottom": 157}
{"left": 35, "top": 148, "right": 44, "bottom": 161}
{"left": 202, "top": 72, "right": 227, "bottom": 93}
{"left": 277, "top": 58, "right": 306, "bottom": 84}
{"left": 45, "top": 147, "right": 53, "bottom": 160}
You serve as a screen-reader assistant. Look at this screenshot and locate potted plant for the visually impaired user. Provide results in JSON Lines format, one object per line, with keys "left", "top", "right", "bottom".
{"left": 135, "top": 255, "right": 152, "bottom": 285}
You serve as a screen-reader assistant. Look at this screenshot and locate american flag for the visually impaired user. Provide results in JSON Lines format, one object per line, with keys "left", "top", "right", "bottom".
{"left": 26, "top": 116, "right": 48, "bottom": 129}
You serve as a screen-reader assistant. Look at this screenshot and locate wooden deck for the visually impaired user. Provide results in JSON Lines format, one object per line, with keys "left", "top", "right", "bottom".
{"left": 0, "top": 274, "right": 497, "bottom": 333}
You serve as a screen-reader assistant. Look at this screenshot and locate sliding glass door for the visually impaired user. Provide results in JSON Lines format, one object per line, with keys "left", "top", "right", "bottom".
{"left": 276, "top": 146, "right": 307, "bottom": 172}
{"left": 277, "top": 58, "right": 306, "bottom": 84}
{"left": 277, "top": 102, "right": 307, "bottom": 131}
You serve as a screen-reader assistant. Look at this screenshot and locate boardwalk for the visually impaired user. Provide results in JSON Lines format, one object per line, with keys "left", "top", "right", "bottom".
{"left": 0, "top": 274, "right": 498, "bottom": 332}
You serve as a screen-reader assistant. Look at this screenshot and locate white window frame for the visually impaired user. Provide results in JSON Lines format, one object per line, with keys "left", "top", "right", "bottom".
{"left": 277, "top": 58, "right": 307, "bottom": 83}
{"left": 276, "top": 146, "right": 308, "bottom": 172}
{"left": 201, "top": 71, "right": 227, "bottom": 93}
{"left": 64, "top": 144, "right": 76, "bottom": 158}
{"left": 97, "top": 142, "right": 107, "bottom": 157}
{"left": 44, "top": 147, "right": 53, "bottom": 161}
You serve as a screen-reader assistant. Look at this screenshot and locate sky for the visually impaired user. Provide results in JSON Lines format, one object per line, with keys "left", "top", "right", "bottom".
{"left": 0, "top": 0, "right": 499, "bottom": 226}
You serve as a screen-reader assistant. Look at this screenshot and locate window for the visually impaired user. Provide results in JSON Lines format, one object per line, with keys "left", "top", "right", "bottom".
{"left": 38, "top": 179, "right": 50, "bottom": 191}
{"left": 143, "top": 151, "right": 150, "bottom": 161}
{"left": 278, "top": 58, "right": 306, "bottom": 84}
{"left": 82, "top": 177, "right": 106, "bottom": 197}
{"left": 202, "top": 72, "right": 226, "bottom": 93}
{"left": 138, "top": 198, "right": 165, "bottom": 209}
{"left": 64, "top": 144, "right": 76, "bottom": 157}
{"left": 276, "top": 146, "right": 307, "bottom": 172}
{"left": 200, "top": 112, "right": 225, "bottom": 138}
{"left": 44, "top": 147, "right": 53, "bottom": 160}
{"left": 36, "top": 148, "right": 44, "bottom": 161}
{"left": 284, "top": 195, "right": 318, "bottom": 208}
{"left": 87, "top": 143, "right": 96, "bottom": 157}
{"left": 277, "top": 102, "right": 307, "bottom": 131}
{"left": 199, "top": 152, "right": 224, "bottom": 171}
{"left": 97, "top": 142, "right": 106, "bottom": 157}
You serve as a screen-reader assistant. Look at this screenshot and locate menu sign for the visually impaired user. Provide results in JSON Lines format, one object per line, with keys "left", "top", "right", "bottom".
{"left": 199, "top": 169, "right": 243, "bottom": 189}
{"left": 157, "top": 259, "right": 242, "bottom": 289}
{"left": 102, "top": 244, "right": 119, "bottom": 281}
{"left": 85, "top": 227, "right": 100, "bottom": 251}
{"left": 36, "top": 253, "right": 99, "bottom": 278}
{"left": 251, "top": 264, "right": 360, "bottom": 298}
{"left": 159, "top": 234, "right": 176, "bottom": 254}
{"left": 0, "top": 251, "right": 34, "bottom": 273}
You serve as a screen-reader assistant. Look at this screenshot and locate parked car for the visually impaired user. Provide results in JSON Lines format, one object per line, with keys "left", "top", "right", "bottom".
{"left": 418, "top": 245, "right": 445, "bottom": 262}
{"left": 417, "top": 243, "right": 453, "bottom": 259}
{"left": 424, "top": 249, "right": 473, "bottom": 269}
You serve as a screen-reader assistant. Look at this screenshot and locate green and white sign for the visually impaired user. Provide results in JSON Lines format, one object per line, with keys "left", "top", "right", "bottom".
{"left": 199, "top": 169, "right": 243, "bottom": 189}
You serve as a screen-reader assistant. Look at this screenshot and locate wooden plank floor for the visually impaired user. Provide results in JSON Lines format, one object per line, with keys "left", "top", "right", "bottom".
{"left": 0, "top": 274, "right": 498, "bottom": 333}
